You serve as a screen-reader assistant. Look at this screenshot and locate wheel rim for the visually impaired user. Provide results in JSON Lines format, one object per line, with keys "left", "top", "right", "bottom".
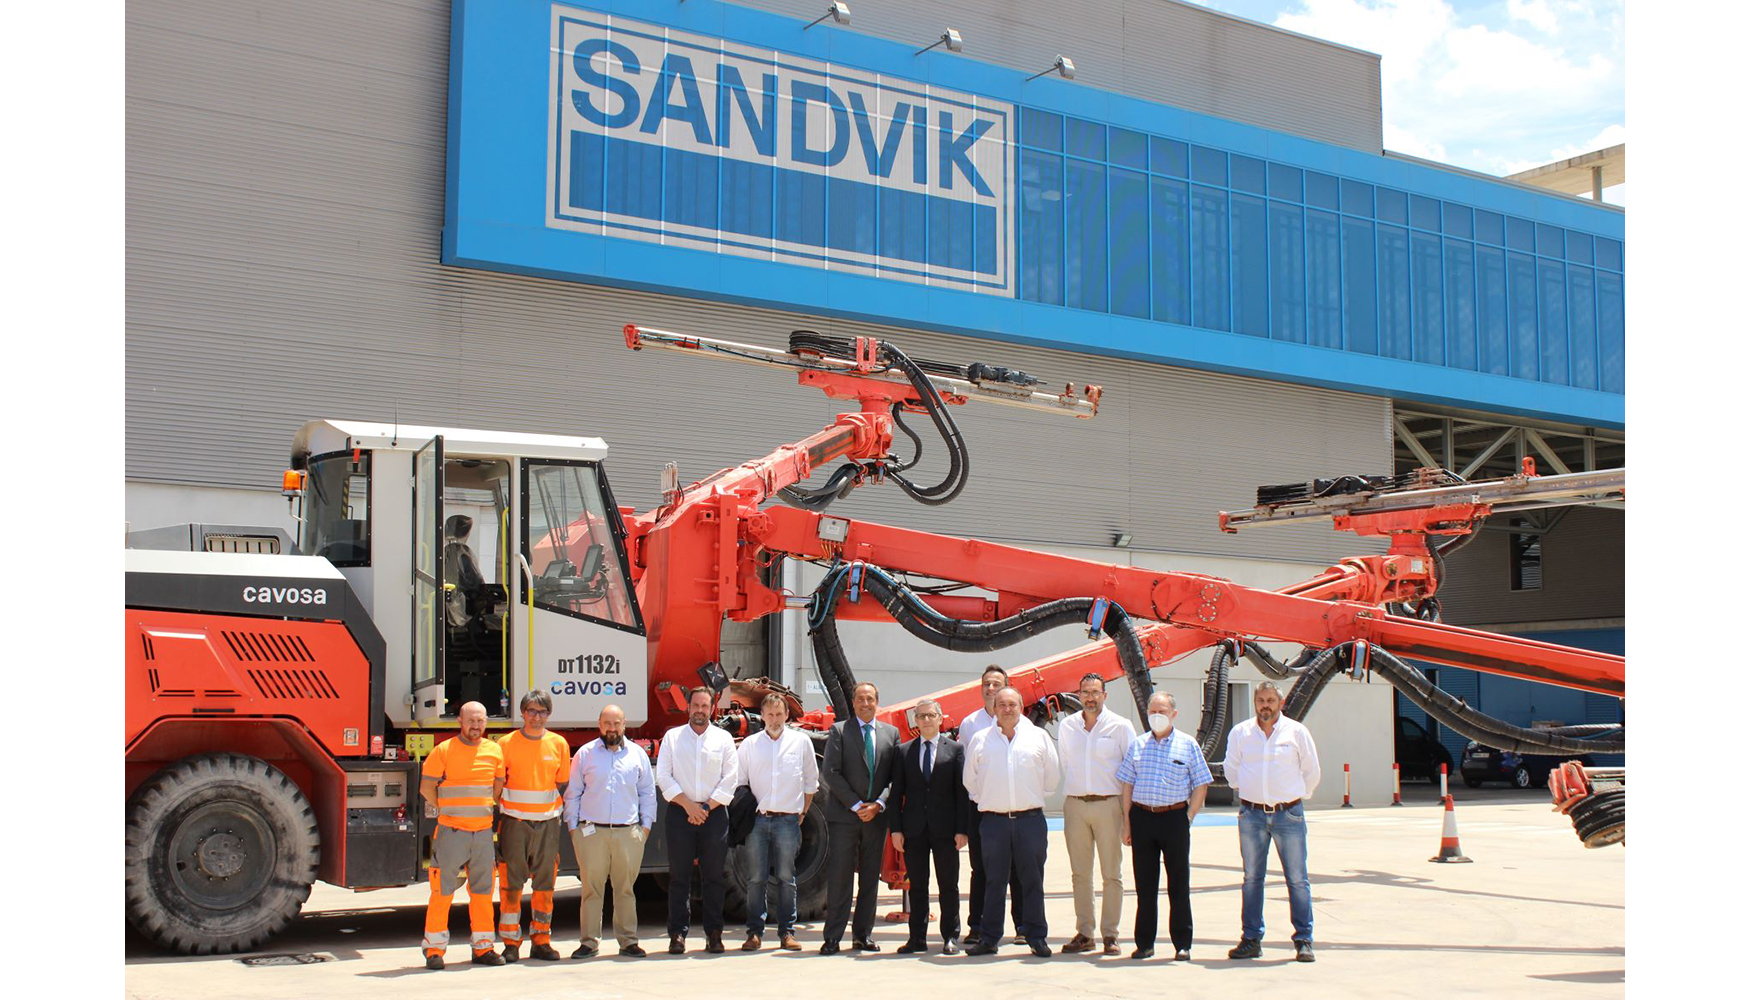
{"left": 166, "top": 800, "right": 278, "bottom": 911}
{"left": 1514, "top": 768, "right": 1531, "bottom": 788}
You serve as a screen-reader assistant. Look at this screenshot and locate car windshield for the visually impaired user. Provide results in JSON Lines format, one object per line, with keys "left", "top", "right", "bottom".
{"left": 300, "top": 452, "right": 370, "bottom": 565}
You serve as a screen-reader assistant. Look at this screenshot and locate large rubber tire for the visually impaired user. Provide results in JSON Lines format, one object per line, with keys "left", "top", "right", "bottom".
{"left": 1464, "top": 776, "right": 1483, "bottom": 789}
{"left": 722, "top": 793, "right": 832, "bottom": 923}
{"left": 124, "top": 753, "right": 320, "bottom": 954}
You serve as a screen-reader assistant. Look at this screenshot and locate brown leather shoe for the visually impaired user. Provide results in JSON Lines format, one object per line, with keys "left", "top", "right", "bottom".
{"left": 1102, "top": 936, "right": 1120, "bottom": 956}
{"left": 1060, "top": 933, "right": 1096, "bottom": 954}
{"left": 780, "top": 935, "right": 802, "bottom": 951}
{"left": 741, "top": 934, "right": 761, "bottom": 952}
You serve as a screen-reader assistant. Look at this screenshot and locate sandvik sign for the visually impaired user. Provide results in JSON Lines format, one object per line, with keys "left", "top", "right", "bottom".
{"left": 546, "top": 6, "right": 1014, "bottom": 294}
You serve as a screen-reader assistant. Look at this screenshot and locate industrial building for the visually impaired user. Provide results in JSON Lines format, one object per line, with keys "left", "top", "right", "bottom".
{"left": 126, "top": 0, "right": 1624, "bottom": 803}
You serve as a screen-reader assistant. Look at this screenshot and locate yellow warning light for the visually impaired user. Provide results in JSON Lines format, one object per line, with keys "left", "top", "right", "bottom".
{"left": 281, "top": 469, "right": 305, "bottom": 497}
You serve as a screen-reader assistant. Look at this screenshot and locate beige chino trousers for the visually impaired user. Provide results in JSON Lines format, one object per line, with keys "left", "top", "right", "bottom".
{"left": 573, "top": 824, "right": 647, "bottom": 949}
{"left": 1062, "top": 795, "right": 1125, "bottom": 939}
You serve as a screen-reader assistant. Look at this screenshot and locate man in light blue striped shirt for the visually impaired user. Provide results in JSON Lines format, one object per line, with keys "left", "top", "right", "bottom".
{"left": 563, "top": 705, "right": 657, "bottom": 958}
{"left": 1116, "top": 692, "right": 1212, "bottom": 961}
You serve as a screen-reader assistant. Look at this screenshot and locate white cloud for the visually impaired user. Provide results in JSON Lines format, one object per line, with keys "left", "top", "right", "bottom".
{"left": 1507, "top": 0, "right": 1559, "bottom": 34}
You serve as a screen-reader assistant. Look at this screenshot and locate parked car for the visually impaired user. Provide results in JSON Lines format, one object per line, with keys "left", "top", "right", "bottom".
{"left": 1460, "top": 740, "right": 1595, "bottom": 788}
{"left": 1395, "top": 716, "right": 1453, "bottom": 784}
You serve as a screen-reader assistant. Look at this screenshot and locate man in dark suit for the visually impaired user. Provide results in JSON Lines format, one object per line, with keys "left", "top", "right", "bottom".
{"left": 819, "top": 681, "right": 901, "bottom": 954}
{"left": 890, "top": 697, "right": 971, "bottom": 955}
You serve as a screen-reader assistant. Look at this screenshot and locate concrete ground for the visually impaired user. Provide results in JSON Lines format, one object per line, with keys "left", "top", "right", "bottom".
{"left": 124, "top": 788, "right": 1623, "bottom": 999}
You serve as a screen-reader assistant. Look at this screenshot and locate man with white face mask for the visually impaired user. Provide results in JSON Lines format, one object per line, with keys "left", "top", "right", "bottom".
{"left": 1117, "top": 692, "right": 1212, "bottom": 961}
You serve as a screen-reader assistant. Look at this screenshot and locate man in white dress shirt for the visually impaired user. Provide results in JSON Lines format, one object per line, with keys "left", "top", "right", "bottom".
{"left": 736, "top": 693, "right": 819, "bottom": 952}
{"left": 957, "top": 664, "right": 1021, "bottom": 946}
{"left": 963, "top": 687, "right": 1061, "bottom": 958}
{"left": 655, "top": 686, "right": 740, "bottom": 955}
{"left": 1221, "top": 681, "right": 1322, "bottom": 963}
{"left": 1056, "top": 672, "right": 1136, "bottom": 956}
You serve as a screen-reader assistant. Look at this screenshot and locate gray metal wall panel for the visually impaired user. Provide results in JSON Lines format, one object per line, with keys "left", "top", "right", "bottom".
{"left": 1435, "top": 508, "right": 1626, "bottom": 625}
{"left": 128, "top": 0, "right": 1390, "bottom": 567}
{"left": 729, "top": 0, "right": 1383, "bottom": 151}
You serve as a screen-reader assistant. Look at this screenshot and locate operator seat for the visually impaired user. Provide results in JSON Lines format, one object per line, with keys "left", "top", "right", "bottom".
{"left": 442, "top": 514, "right": 486, "bottom": 628}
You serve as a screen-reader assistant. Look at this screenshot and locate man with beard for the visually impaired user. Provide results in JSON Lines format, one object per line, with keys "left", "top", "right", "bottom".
{"left": 418, "top": 701, "right": 506, "bottom": 969}
{"left": 819, "top": 682, "right": 900, "bottom": 954}
{"left": 736, "top": 693, "right": 819, "bottom": 952}
{"left": 1058, "top": 673, "right": 1136, "bottom": 957}
{"left": 564, "top": 703, "right": 656, "bottom": 958}
{"left": 1222, "top": 682, "right": 1321, "bottom": 963}
{"left": 655, "top": 687, "right": 739, "bottom": 954}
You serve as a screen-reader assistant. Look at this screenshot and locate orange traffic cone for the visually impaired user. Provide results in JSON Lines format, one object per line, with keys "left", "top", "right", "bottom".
{"left": 1428, "top": 795, "right": 1473, "bottom": 863}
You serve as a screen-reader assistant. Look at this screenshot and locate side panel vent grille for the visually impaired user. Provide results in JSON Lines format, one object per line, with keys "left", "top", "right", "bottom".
{"left": 141, "top": 633, "right": 156, "bottom": 661}
{"left": 247, "top": 668, "right": 340, "bottom": 700}
{"left": 221, "top": 630, "right": 316, "bottom": 663}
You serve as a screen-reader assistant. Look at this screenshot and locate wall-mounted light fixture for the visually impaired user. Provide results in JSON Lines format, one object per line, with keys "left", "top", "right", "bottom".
{"left": 805, "top": 2, "right": 851, "bottom": 30}
{"left": 1113, "top": 531, "right": 1132, "bottom": 548}
{"left": 915, "top": 29, "right": 964, "bottom": 56}
{"left": 1025, "top": 54, "right": 1076, "bottom": 81}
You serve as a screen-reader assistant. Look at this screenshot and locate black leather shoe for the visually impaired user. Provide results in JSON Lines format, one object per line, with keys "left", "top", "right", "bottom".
{"left": 819, "top": 940, "right": 841, "bottom": 956}
{"left": 897, "top": 940, "right": 927, "bottom": 954}
{"left": 1295, "top": 941, "right": 1315, "bottom": 963}
{"left": 941, "top": 939, "right": 961, "bottom": 956}
{"left": 1028, "top": 940, "right": 1051, "bottom": 958}
{"left": 962, "top": 933, "right": 983, "bottom": 949}
{"left": 1131, "top": 947, "right": 1154, "bottom": 960}
{"left": 471, "top": 949, "right": 505, "bottom": 966}
{"left": 1175, "top": 949, "right": 1192, "bottom": 962}
{"left": 668, "top": 935, "right": 686, "bottom": 955}
{"left": 501, "top": 943, "right": 519, "bottom": 963}
{"left": 620, "top": 944, "right": 647, "bottom": 957}
{"left": 529, "top": 943, "right": 561, "bottom": 961}
{"left": 705, "top": 932, "right": 726, "bottom": 954}
{"left": 570, "top": 944, "right": 597, "bottom": 959}
{"left": 424, "top": 954, "right": 444, "bottom": 971}
{"left": 851, "top": 938, "right": 879, "bottom": 952}
{"left": 965, "top": 940, "right": 999, "bottom": 956}
{"left": 1228, "top": 938, "right": 1262, "bottom": 960}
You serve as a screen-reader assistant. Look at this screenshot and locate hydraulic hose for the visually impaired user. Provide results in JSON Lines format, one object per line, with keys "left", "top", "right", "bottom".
{"left": 1239, "top": 642, "right": 1325, "bottom": 680}
{"left": 1195, "top": 641, "right": 1236, "bottom": 761}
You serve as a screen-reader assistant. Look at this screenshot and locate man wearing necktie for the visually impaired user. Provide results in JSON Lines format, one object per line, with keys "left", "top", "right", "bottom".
{"left": 819, "top": 682, "right": 900, "bottom": 954}
{"left": 890, "top": 698, "right": 971, "bottom": 955}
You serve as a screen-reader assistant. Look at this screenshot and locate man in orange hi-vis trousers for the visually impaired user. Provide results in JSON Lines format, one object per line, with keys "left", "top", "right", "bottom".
{"left": 495, "top": 690, "right": 569, "bottom": 962}
{"left": 419, "top": 701, "right": 506, "bottom": 970}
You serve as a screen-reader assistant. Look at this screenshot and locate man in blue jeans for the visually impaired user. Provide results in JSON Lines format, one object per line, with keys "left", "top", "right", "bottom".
{"left": 736, "top": 693, "right": 819, "bottom": 951}
{"left": 1221, "top": 682, "right": 1322, "bottom": 963}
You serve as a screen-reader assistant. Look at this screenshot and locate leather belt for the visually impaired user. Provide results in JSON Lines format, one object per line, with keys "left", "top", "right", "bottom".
{"left": 981, "top": 808, "right": 1043, "bottom": 819}
{"left": 758, "top": 810, "right": 800, "bottom": 817}
{"left": 587, "top": 822, "right": 634, "bottom": 828}
{"left": 1069, "top": 794, "right": 1115, "bottom": 802}
{"left": 1132, "top": 802, "right": 1188, "bottom": 813}
{"left": 1239, "top": 799, "right": 1301, "bottom": 813}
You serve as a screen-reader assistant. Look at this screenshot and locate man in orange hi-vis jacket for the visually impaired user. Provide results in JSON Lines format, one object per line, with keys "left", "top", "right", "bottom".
{"left": 495, "top": 690, "right": 570, "bottom": 962}
{"left": 419, "top": 700, "right": 506, "bottom": 970}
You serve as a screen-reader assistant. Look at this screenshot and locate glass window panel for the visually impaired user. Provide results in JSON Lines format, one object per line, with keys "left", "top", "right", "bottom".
{"left": 1190, "top": 145, "right": 1227, "bottom": 185}
{"left": 1506, "top": 251, "right": 1539, "bottom": 379}
{"left": 1110, "top": 127, "right": 1147, "bottom": 169}
{"left": 1232, "top": 193, "right": 1269, "bottom": 336}
{"left": 1410, "top": 230, "right": 1444, "bottom": 364}
{"left": 1019, "top": 149, "right": 1065, "bottom": 305}
{"left": 1537, "top": 258, "right": 1569, "bottom": 385}
{"left": 1475, "top": 210, "right": 1504, "bottom": 245}
{"left": 929, "top": 197, "right": 975, "bottom": 274}
{"left": 1505, "top": 216, "right": 1534, "bottom": 252}
{"left": 1536, "top": 223, "right": 1564, "bottom": 258}
{"left": 1269, "top": 201, "right": 1306, "bottom": 343}
{"left": 1377, "top": 224, "right": 1411, "bottom": 359}
{"left": 1377, "top": 188, "right": 1408, "bottom": 225}
{"left": 1151, "top": 176, "right": 1191, "bottom": 325}
{"left": 1598, "top": 270, "right": 1624, "bottom": 392}
{"left": 1596, "top": 237, "right": 1623, "bottom": 271}
{"left": 1065, "top": 158, "right": 1108, "bottom": 312}
{"left": 1306, "top": 171, "right": 1339, "bottom": 210}
{"left": 1476, "top": 245, "right": 1509, "bottom": 375}
{"left": 1442, "top": 203, "right": 1473, "bottom": 239}
{"left": 1568, "top": 266, "right": 1597, "bottom": 390}
{"left": 1410, "top": 195, "right": 1441, "bottom": 231}
{"left": 526, "top": 463, "right": 640, "bottom": 629}
{"left": 1231, "top": 155, "right": 1266, "bottom": 194}
{"left": 1191, "top": 184, "right": 1230, "bottom": 331}
{"left": 1566, "top": 231, "right": 1594, "bottom": 265}
{"left": 1152, "top": 136, "right": 1188, "bottom": 177}
{"left": 1341, "top": 179, "right": 1374, "bottom": 217}
{"left": 1307, "top": 208, "right": 1342, "bottom": 348}
{"left": 1066, "top": 117, "right": 1106, "bottom": 160}
{"left": 1109, "top": 167, "right": 1150, "bottom": 318}
{"left": 1022, "top": 107, "right": 1062, "bottom": 150}
{"left": 1268, "top": 163, "right": 1304, "bottom": 202}
{"left": 1342, "top": 216, "right": 1377, "bottom": 354}
{"left": 1443, "top": 239, "right": 1477, "bottom": 370}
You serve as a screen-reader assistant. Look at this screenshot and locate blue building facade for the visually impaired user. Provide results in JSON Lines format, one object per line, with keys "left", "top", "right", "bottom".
{"left": 443, "top": 0, "right": 1625, "bottom": 429}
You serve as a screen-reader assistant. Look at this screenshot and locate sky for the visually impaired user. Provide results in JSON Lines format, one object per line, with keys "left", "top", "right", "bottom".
{"left": 1198, "top": 0, "right": 1625, "bottom": 203}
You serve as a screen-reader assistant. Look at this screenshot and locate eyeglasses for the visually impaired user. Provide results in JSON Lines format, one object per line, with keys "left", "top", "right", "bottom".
{"left": 524, "top": 709, "right": 551, "bottom": 717}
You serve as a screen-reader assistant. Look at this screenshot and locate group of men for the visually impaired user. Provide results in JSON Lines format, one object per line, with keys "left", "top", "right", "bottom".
{"left": 417, "top": 664, "right": 1322, "bottom": 968}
